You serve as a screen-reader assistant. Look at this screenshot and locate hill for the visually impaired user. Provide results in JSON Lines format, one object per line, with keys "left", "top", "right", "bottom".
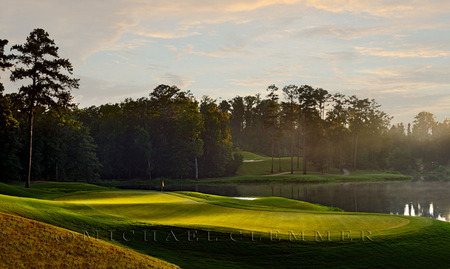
{"left": 0, "top": 212, "right": 178, "bottom": 268}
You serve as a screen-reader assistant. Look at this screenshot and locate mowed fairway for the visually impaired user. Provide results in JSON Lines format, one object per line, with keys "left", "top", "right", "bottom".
{"left": 1, "top": 183, "right": 449, "bottom": 268}
{"left": 57, "top": 190, "right": 413, "bottom": 238}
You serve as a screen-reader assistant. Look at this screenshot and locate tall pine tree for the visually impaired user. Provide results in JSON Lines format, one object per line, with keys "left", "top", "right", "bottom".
{"left": 10, "top": 29, "right": 79, "bottom": 188}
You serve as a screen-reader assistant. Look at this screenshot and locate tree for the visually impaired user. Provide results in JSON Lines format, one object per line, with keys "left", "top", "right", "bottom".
{"left": 149, "top": 85, "right": 203, "bottom": 178}
{"left": 1, "top": 39, "right": 16, "bottom": 128}
{"left": 296, "top": 85, "right": 329, "bottom": 174}
{"left": 347, "top": 97, "right": 390, "bottom": 170}
{"left": 412, "top": 112, "right": 436, "bottom": 140}
{"left": 282, "top": 84, "right": 298, "bottom": 174}
{"left": 0, "top": 39, "right": 13, "bottom": 92}
{"left": 10, "top": 28, "right": 79, "bottom": 187}
{"left": 326, "top": 93, "right": 350, "bottom": 170}
{"left": 229, "top": 96, "right": 245, "bottom": 147}
{"left": 199, "top": 97, "right": 233, "bottom": 178}
{"left": 265, "top": 85, "right": 280, "bottom": 173}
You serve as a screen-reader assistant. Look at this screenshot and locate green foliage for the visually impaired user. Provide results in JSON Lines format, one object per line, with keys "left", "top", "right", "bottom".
{"left": 199, "top": 97, "right": 234, "bottom": 177}
{"left": 7, "top": 28, "right": 79, "bottom": 187}
{"left": 10, "top": 29, "right": 79, "bottom": 109}
{"left": 78, "top": 86, "right": 238, "bottom": 180}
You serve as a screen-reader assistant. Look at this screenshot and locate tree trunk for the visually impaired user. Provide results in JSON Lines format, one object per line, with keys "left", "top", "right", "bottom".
{"left": 297, "top": 126, "right": 301, "bottom": 168}
{"left": 338, "top": 133, "right": 342, "bottom": 171}
{"left": 290, "top": 125, "right": 294, "bottom": 174}
{"left": 278, "top": 146, "right": 282, "bottom": 172}
{"left": 353, "top": 133, "right": 359, "bottom": 171}
{"left": 270, "top": 132, "right": 274, "bottom": 174}
{"left": 147, "top": 158, "right": 152, "bottom": 180}
{"left": 26, "top": 107, "right": 34, "bottom": 188}
{"left": 302, "top": 117, "right": 307, "bottom": 175}
{"left": 195, "top": 157, "right": 199, "bottom": 180}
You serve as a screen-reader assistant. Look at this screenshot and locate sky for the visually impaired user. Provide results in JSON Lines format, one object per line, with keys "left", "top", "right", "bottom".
{"left": 1, "top": 0, "right": 449, "bottom": 124}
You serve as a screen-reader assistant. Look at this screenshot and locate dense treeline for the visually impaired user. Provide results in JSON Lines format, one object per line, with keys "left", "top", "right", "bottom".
{"left": 1, "top": 30, "right": 449, "bottom": 184}
{"left": 221, "top": 85, "right": 449, "bottom": 178}
{"left": 76, "top": 86, "right": 239, "bottom": 180}
{"left": 0, "top": 85, "right": 239, "bottom": 181}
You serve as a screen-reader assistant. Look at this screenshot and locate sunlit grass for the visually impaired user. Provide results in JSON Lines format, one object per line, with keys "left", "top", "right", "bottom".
{"left": 0, "top": 212, "right": 178, "bottom": 268}
{"left": 226, "top": 151, "right": 413, "bottom": 182}
{"left": 55, "top": 190, "right": 416, "bottom": 239}
{"left": 1, "top": 182, "right": 449, "bottom": 268}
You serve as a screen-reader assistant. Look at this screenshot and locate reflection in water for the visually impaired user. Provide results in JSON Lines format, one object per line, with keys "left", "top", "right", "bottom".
{"left": 163, "top": 181, "right": 450, "bottom": 222}
{"left": 437, "top": 214, "right": 447, "bottom": 221}
{"left": 399, "top": 202, "right": 440, "bottom": 219}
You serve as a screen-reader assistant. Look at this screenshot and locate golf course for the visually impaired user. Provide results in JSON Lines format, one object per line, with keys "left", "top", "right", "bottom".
{"left": 1, "top": 178, "right": 450, "bottom": 268}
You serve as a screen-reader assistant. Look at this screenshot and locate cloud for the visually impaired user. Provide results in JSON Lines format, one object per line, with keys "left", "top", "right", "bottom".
{"left": 224, "top": 0, "right": 299, "bottom": 12}
{"left": 303, "top": 0, "right": 450, "bottom": 18}
{"left": 74, "top": 76, "right": 154, "bottom": 107}
{"left": 2, "top": 0, "right": 449, "bottom": 126}
{"left": 358, "top": 65, "right": 450, "bottom": 86}
{"left": 155, "top": 73, "right": 194, "bottom": 88}
{"left": 378, "top": 88, "right": 413, "bottom": 94}
{"left": 297, "top": 25, "right": 381, "bottom": 40}
{"left": 355, "top": 46, "right": 450, "bottom": 58}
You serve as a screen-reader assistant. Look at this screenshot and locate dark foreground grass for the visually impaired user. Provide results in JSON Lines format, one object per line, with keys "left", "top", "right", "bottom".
{"left": 107, "top": 220, "right": 450, "bottom": 269}
{"left": 0, "top": 182, "right": 449, "bottom": 268}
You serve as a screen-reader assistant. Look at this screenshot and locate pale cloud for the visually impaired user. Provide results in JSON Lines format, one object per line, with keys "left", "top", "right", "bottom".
{"left": 298, "top": 25, "right": 382, "bottom": 40}
{"left": 355, "top": 46, "right": 450, "bottom": 58}
{"left": 358, "top": 65, "right": 450, "bottom": 86}
{"left": 133, "top": 29, "right": 202, "bottom": 39}
{"left": 378, "top": 88, "right": 413, "bottom": 94}
{"left": 104, "top": 38, "right": 153, "bottom": 51}
{"left": 155, "top": 73, "right": 194, "bottom": 88}
{"left": 74, "top": 75, "right": 154, "bottom": 106}
{"left": 303, "top": 0, "right": 450, "bottom": 18}
{"left": 225, "top": 0, "right": 300, "bottom": 12}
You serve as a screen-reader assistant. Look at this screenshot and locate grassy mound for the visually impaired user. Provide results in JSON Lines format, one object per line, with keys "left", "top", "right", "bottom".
{"left": 0, "top": 212, "right": 177, "bottom": 268}
{"left": 57, "top": 190, "right": 417, "bottom": 239}
{"left": 174, "top": 191, "right": 342, "bottom": 212}
{"left": 0, "top": 182, "right": 37, "bottom": 198}
{"left": 0, "top": 181, "right": 112, "bottom": 199}
{"left": 1, "top": 182, "right": 449, "bottom": 268}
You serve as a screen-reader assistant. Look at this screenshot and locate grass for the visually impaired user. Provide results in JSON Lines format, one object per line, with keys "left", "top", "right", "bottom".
{"left": 1, "top": 182, "right": 449, "bottom": 268}
{"left": 56, "top": 190, "right": 431, "bottom": 239}
{"left": 91, "top": 151, "right": 411, "bottom": 188}
{"left": 199, "top": 172, "right": 412, "bottom": 184}
{"left": 173, "top": 191, "right": 342, "bottom": 212}
{"left": 228, "top": 151, "right": 412, "bottom": 183}
{"left": 0, "top": 212, "right": 178, "bottom": 268}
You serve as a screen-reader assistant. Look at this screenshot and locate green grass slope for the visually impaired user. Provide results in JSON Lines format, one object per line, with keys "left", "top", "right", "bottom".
{"left": 1, "top": 182, "right": 449, "bottom": 268}
{"left": 212, "top": 151, "right": 413, "bottom": 183}
{"left": 174, "top": 191, "right": 342, "bottom": 212}
{"left": 57, "top": 190, "right": 419, "bottom": 239}
{"left": 0, "top": 212, "right": 178, "bottom": 269}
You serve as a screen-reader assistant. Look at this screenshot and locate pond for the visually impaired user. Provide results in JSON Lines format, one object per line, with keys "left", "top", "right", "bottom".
{"left": 162, "top": 181, "right": 450, "bottom": 222}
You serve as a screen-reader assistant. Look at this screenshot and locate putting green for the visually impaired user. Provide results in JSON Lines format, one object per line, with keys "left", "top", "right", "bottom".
{"left": 58, "top": 191, "right": 412, "bottom": 238}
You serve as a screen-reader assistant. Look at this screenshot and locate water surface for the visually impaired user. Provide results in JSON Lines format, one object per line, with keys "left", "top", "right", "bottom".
{"left": 163, "top": 181, "right": 450, "bottom": 222}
